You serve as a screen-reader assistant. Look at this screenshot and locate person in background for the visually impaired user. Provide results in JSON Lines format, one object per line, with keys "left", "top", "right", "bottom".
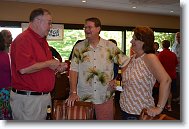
{"left": 158, "top": 40, "right": 178, "bottom": 111}
{"left": 108, "top": 39, "right": 119, "bottom": 79}
{"left": 10, "top": 8, "right": 67, "bottom": 120}
{"left": 108, "top": 39, "right": 121, "bottom": 119}
{"left": 0, "top": 32, "right": 12, "bottom": 120}
{"left": 171, "top": 32, "right": 180, "bottom": 104}
{"left": 152, "top": 42, "right": 160, "bottom": 104}
{"left": 120, "top": 26, "right": 171, "bottom": 120}
{"left": 172, "top": 32, "right": 180, "bottom": 60}
{"left": 154, "top": 42, "right": 160, "bottom": 55}
{"left": 66, "top": 17, "right": 130, "bottom": 120}
{"left": 49, "top": 46, "right": 62, "bottom": 62}
{"left": 1, "top": 29, "right": 13, "bottom": 53}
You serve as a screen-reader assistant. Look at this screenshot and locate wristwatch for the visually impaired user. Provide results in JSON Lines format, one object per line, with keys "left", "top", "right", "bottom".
{"left": 71, "top": 91, "right": 77, "bottom": 94}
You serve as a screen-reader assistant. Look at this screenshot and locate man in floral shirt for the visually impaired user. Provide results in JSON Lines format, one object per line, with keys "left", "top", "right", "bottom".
{"left": 66, "top": 17, "right": 130, "bottom": 120}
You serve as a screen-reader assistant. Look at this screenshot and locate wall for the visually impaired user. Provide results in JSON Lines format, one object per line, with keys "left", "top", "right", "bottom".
{"left": 0, "top": 1, "right": 180, "bottom": 29}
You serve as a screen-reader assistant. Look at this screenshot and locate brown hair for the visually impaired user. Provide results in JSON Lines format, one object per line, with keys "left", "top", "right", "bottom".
{"left": 0, "top": 32, "right": 5, "bottom": 51}
{"left": 162, "top": 40, "right": 170, "bottom": 49}
{"left": 133, "top": 26, "right": 155, "bottom": 54}
{"left": 85, "top": 17, "right": 101, "bottom": 32}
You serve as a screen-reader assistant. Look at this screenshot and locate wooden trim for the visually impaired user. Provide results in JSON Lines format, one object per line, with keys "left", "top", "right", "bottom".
{"left": 0, "top": 20, "right": 180, "bottom": 32}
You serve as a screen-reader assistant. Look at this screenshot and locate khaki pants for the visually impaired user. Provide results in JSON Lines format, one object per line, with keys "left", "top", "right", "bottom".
{"left": 10, "top": 91, "right": 51, "bottom": 120}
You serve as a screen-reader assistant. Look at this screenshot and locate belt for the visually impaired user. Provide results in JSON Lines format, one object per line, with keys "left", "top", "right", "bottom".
{"left": 12, "top": 88, "right": 49, "bottom": 96}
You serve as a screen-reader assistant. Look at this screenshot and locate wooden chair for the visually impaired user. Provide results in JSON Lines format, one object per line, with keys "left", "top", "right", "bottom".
{"left": 52, "top": 100, "right": 94, "bottom": 120}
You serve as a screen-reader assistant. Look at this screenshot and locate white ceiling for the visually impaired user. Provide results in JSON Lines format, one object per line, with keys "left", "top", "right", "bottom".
{"left": 5, "top": 0, "right": 180, "bottom": 16}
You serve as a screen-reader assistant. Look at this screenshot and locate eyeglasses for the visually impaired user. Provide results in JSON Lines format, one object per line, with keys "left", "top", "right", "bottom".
{"left": 83, "top": 26, "right": 96, "bottom": 30}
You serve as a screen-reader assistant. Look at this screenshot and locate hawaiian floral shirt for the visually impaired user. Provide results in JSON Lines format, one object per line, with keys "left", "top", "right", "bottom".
{"left": 70, "top": 38, "right": 130, "bottom": 104}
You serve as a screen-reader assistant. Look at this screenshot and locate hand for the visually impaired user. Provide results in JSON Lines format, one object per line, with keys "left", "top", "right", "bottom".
{"left": 65, "top": 93, "right": 80, "bottom": 107}
{"left": 146, "top": 107, "right": 163, "bottom": 117}
{"left": 55, "top": 62, "right": 68, "bottom": 73}
{"left": 108, "top": 79, "right": 116, "bottom": 91}
{"left": 47, "top": 59, "right": 61, "bottom": 70}
{"left": 121, "top": 65, "right": 127, "bottom": 73}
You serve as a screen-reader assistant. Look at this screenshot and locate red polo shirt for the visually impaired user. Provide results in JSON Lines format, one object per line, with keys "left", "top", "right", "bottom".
{"left": 158, "top": 48, "right": 178, "bottom": 79}
{"left": 10, "top": 27, "right": 55, "bottom": 92}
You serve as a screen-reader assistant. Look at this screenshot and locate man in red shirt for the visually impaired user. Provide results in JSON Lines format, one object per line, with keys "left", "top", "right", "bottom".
{"left": 10, "top": 8, "right": 67, "bottom": 120}
{"left": 158, "top": 40, "right": 178, "bottom": 111}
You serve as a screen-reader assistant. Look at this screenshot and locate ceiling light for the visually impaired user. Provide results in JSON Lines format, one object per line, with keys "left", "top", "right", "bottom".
{"left": 170, "top": 10, "right": 174, "bottom": 13}
{"left": 82, "top": 0, "right": 86, "bottom": 2}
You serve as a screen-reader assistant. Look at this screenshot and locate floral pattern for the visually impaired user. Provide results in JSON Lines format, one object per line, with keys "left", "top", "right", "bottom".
{"left": 0, "top": 87, "right": 12, "bottom": 120}
{"left": 71, "top": 38, "right": 130, "bottom": 104}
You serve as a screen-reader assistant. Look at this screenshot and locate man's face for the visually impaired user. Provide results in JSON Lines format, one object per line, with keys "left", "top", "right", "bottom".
{"left": 36, "top": 12, "right": 52, "bottom": 37}
{"left": 84, "top": 21, "right": 100, "bottom": 39}
{"left": 176, "top": 32, "right": 180, "bottom": 44}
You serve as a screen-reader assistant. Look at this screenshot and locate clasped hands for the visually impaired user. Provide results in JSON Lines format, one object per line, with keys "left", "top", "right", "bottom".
{"left": 48, "top": 59, "right": 68, "bottom": 74}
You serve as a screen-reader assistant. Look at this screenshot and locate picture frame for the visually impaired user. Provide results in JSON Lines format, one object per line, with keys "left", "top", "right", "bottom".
{"left": 21, "top": 23, "right": 64, "bottom": 40}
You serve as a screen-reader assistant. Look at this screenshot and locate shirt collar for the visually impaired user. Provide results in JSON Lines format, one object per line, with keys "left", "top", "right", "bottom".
{"left": 86, "top": 37, "right": 105, "bottom": 49}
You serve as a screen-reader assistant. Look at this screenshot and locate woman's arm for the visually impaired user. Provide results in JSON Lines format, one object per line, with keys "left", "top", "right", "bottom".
{"left": 143, "top": 54, "right": 171, "bottom": 116}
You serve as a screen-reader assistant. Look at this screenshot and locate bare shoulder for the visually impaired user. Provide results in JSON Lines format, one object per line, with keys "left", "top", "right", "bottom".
{"left": 144, "top": 53, "right": 157, "bottom": 59}
{"left": 143, "top": 54, "right": 159, "bottom": 65}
